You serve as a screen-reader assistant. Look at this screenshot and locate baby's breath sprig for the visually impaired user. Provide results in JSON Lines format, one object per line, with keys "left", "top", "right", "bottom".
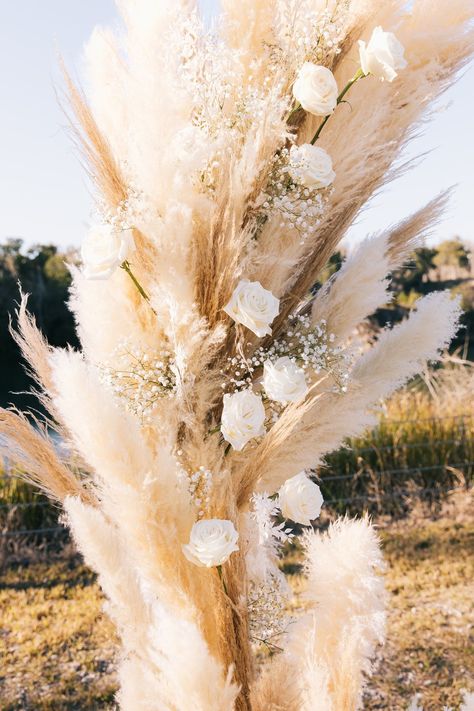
{"left": 179, "top": 465, "right": 213, "bottom": 519}
{"left": 247, "top": 493, "right": 294, "bottom": 649}
{"left": 248, "top": 575, "right": 290, "bottom": 650}
{"left": 255, "top": 315, "right": 348, "bottom": 387}
{"left": 274, "top": 1, "right": 347, "bottom": 71}
{"left": 100, "top": 341, "right": 177, "bottom": 420}
{"left": 220, "top": 316, "right": 350, "bottom": 396}
{"left": 258, "top": 148, "right": 330, "bottom": 244}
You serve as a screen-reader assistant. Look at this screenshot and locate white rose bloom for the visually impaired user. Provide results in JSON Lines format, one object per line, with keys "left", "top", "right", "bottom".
{"left": 358, "top": 26, "right": 407, "bottom": 82}
{"left": 221, "top": 390, "right": 266, "bottom": 451}
{"left": 223, "top": 280, "right": 279, "bottom": 337}
{"left": 182, "top": 519, "right": 239, "bottom": 568}
{"left": 278, "top": 472, "right": 324, "bottom": 525}
{"left": 171, "top": 125, "right": 210, "bottom": 171}
{"left": 293, "top": 63, "right": 338, "bottom": 116}
{"left": 81, "top": 225, "right": 134, "bottom": 280}
{"left": 289, "top": 144, "right": 335, "bottom": 189}
{"left": 263, "top": 357, "right": 308, "bottom": 405}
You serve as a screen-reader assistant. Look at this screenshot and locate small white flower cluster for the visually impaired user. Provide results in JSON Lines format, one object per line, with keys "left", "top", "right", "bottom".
{"left": 251, "top": 492, "right": 293, "bottom": 558}
{"left": 100, "top": 341, "right": 177, "bottom": 420}
{"left": 174, "top": 12, "right": 287, "bottom": 143}
{"left": 187, "top": 466, "right": 213, "bottom": 518}
{"left": 308, "top": 5, "right": 348, "bottom": 64}
{"left": 274, "top": 0, "right": 348, "bottom": 70}
{"left": 99, "top": 186, "right": 146, "bottom": 235}
{"left": 261, "top": 147, "right": 330, "bottom": 243}
{"left": 174, "top": 15, "right": 237, "bottom": 138}
{"left": 245, "top": 475, "right": 324, "bottom": 649}
{"left": 255, "top": 315, "right": 350, "bottom": 392}
{"left": 221, "top": 354, "right": 255, "bottom": 392}
{"left": 170, "top": 15, "right": 289, "bottom": 200}
{"left": 221, "top": 315, "right": 351, "bottom": 404}
{"left": 248, "top": 573, "right": 291, "bottom": 646}
{"left": 245, "top": 493, "right": 293, "bottom": 647}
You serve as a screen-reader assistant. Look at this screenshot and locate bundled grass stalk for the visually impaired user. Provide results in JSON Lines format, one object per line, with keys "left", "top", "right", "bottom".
{"left": 6, "top": 0, "right": 472, "bottom": 708}
{"left": 310, "top": 192, "right": 451, "bottom": 343}
{"left": 0, "top": 409, "right": 94, "bottom": 505}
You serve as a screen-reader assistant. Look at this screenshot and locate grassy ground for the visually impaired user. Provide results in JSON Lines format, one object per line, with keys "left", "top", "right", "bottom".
{"left": 365, "top": 494, "right": 474, "bottom": 710}
{"left": 0, "top": 560, "right": 117, "bottom": 710}
{"left": 0, "top": 495, "right": 472, "bottom": 710}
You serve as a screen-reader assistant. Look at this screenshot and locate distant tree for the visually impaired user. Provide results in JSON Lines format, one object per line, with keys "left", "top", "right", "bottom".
{"left": 312, "top": 249, "right": 344, "bottom": 292}
{"left": 433, "top": 238, "right": 470, "bottom": 271}
{"left": 371, "top": 238, "right": 474, "bottom": 358}
{"left": 0, "top": 239, "right": 79, "bottom": 410}
{"left": 452, "top": 281, "right": 474, "bottom": 358}
{"left": 391, "top": 246, "right": 437, "bottom": 296}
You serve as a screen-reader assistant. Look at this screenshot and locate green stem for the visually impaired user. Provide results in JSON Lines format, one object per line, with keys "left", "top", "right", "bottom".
{"left": 310, "top": 67, "right": 366, "bottom": 145}
{"left": 251, "top": 637, "right": 284, "bottom": 653}
{"left": 217, "top": 565, "right": 229, "bottom": 596}
{"left": 121, "top": 261, "right": 156, "bottom": 315}
{"left": 286, "top": 101, "right": 302, "bottom": 122}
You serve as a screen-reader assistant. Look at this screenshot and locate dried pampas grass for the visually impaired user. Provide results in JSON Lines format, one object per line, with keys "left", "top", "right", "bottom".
{"left": 252, "top": 517, "right": 385, "bottom": 711}
{"left": 0, "top": 409, "right": 94, "bottom": 505}
{"left": 271, "top": 0, "right": 473, "bottom": 335}
{"left": 311, "top": 192, "right": 451, "bottom": 343}
{"left": 252, "top": 291, "right": 461, "bottom": 493}
{"left": 6, "top": 0, "right": 472, "bottom": 708}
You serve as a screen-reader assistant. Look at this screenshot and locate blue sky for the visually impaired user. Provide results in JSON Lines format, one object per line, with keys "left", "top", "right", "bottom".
{"left": 1, "top": 0, "right": 472, "bottom": 251}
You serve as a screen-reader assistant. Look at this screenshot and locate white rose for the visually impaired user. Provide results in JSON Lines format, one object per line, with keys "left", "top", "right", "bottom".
{"left": 221, "top": 389, "right": 266, "bottom": 451}
{"left": 182, "top": 519, "right": 239, "bottom": 568}
{"left": 293, "top": 63, "right": 338, "bottom": 117}
{"left": 223, "top": 280, "right": 279, "bottom": 338}
{"left": 81, "top": 225, "right": 134, "bottom": 280}
{"left": 358, "top": 26, "right": 407, "bottom": 83}
{"left": 289, "top": 144, "right": 335, "bottom": 189}
{"left": 263, "top": 357, "right": 308, "bottom": 405}
{"left": 171, "top": 125, "right": 210, "bottom": 171}
{"left": 278, "top": 472, "right": 324, "bottom": 525}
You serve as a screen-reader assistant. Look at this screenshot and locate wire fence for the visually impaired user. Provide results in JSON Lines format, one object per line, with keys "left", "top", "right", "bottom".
{"left": 1, "top": 413, "right": 473, "bottom": 544}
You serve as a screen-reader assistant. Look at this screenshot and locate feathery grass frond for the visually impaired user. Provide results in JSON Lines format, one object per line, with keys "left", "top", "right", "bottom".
{"left": 0, "top": 409, "right": 95, "bottom": 505}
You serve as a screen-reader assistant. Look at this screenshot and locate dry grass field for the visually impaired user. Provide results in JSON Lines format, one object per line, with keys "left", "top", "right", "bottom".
{"left": 0, "top": 492, "right": 472, "bottom": 710}
{"left": 363, "top": 494, "right": 473, "bottom": 709}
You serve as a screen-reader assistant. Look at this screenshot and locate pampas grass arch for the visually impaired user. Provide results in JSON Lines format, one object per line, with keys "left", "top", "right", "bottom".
{"left": 2, "top": 1, "right": 472, "bottom": 708}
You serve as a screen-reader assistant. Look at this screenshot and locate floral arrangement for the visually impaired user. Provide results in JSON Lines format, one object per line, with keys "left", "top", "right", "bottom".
{"left": 2, "top": 1, "right": 472, "bottom": 709}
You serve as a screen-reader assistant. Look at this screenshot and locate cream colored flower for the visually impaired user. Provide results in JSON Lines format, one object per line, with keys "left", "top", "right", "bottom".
{"left": 182, "top": 519, "right": 239, "bottom": 567}
{"left": 358, "top": 26, "right": 407, "bottom": 82}
{"left": 293, "top": 63, "right": 338, "bottom": 116}
{"left": 289, "top": 144, "right": 335, "bottom": 189}
{"left": 221, "top": 389, "right": 266, "bottom": 451}
{"left": 263, "top": 357, "right": 308, "bottom": 405}
{"left": 81, "top": 225, "right": 134, "bottom": 280}
{"left": 223, "top": 280, "right": 279, "bottom": 337}
{"left": 278, "top": 472, "right": 324, "bottom": 525}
